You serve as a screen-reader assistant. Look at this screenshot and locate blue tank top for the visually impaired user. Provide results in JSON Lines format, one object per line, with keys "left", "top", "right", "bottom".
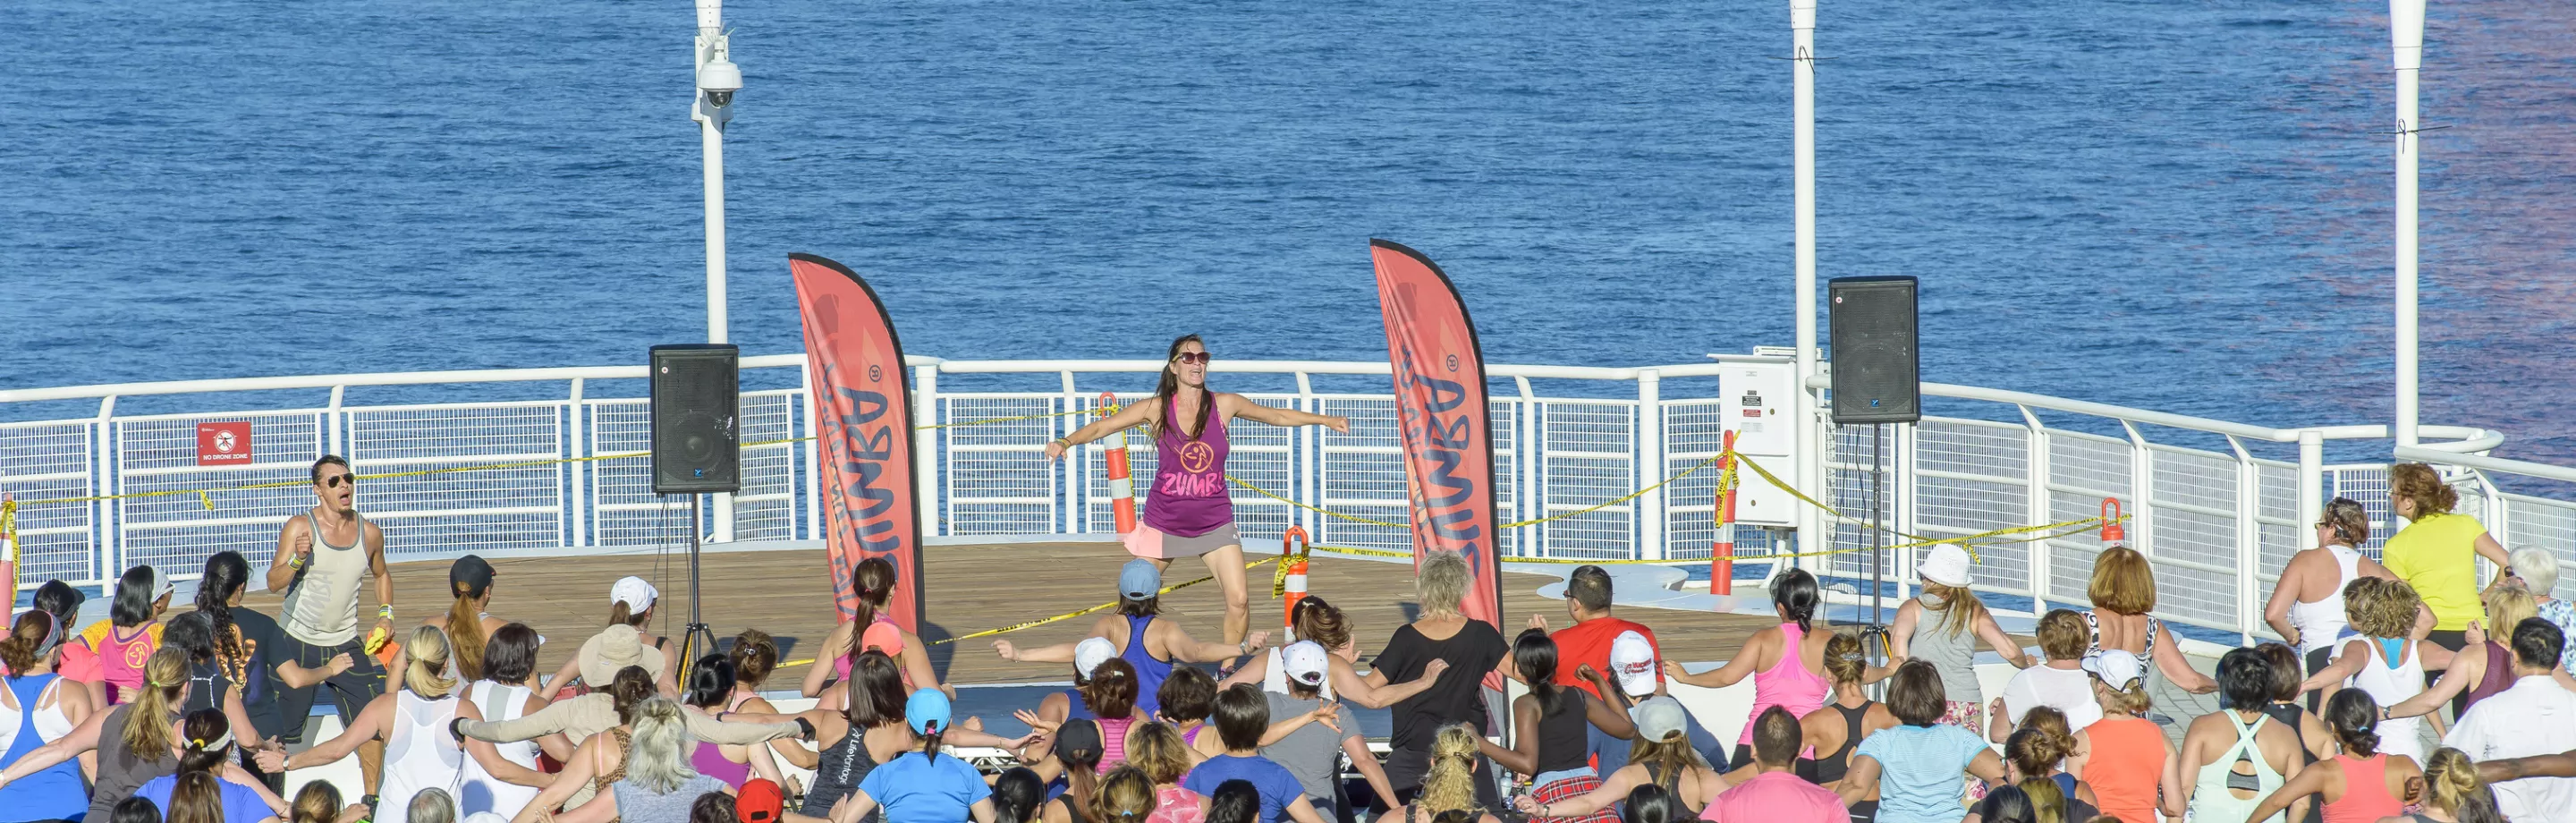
{"left": 1063, "top": 689, "right": 1092, "bottom": 721}
{"left": 1120, "top": 615, "right": 1173, "bottom": 717}
{"left": 0, "top": 674, "right": 89, "bottom": 821}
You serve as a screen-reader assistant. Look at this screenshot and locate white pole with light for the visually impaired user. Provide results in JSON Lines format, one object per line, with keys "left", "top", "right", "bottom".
{"left": 694, "top": 0, "right": 741, "bottom": 540}
{"left": 2391, "top": 0, "right": 2423, "bottom": 449}
{"left": 1792, "top": 0, "right": 1822, "bottom": 566}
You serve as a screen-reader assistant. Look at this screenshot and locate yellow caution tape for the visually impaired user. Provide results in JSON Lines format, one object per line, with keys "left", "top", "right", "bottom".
{"left": 775, "top": 554, "right": 1277, "bottom": 668}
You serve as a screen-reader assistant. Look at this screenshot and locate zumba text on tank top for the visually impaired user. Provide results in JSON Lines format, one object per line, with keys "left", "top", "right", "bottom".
{"left": 1143, "top": 396, "right": 1233, "bottom": 537}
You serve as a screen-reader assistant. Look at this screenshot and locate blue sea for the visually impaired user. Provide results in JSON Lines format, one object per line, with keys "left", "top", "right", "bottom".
{"left": 4, "top": 0, "right": 2572, "bottom": 459}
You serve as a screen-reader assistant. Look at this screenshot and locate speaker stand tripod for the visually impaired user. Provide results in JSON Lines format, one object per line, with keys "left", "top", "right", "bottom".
{"left": 673, "top": 494, "right": 720, "bottom": 683}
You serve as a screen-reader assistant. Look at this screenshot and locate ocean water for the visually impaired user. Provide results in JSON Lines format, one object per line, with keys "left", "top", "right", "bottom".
{"left": 4, "top": 0, "right": 2572, "bottom": 459}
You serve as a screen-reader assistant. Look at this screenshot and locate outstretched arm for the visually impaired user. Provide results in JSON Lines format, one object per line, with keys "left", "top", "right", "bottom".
{"left": 1160, "top": 622, "right": 1263, "bottom": 665}
{"left": 1046, "top": 403, "right": 1158, "bottom": 462}
{"left": 2154, "top": 624, "right": 2217, "bottom": 693}
{"left": 1331, "top": 657, "right": 1447, "bottom": 709}
{"left": 0, "top": 702, "right": 108, "bottom": 786}
{"left": 1665, "top": 630, "right": 1774, "bottom": 688}
{"left": 2482, "top": 751, "right": 2576, "bottom": 784}
{"left": 286, "top": 695, "right": 393, "bottom": 769}
{"left": 2250, "top": 760, "right": 2335, "bottom": 823}
{"left": 1975, "top": 613, "right": 2033, "bottom": 669}
{"left": 1224, "top": 395, "right": 1350, "bottom": 433}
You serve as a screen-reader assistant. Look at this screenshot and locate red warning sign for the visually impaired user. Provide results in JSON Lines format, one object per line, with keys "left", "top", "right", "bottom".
{"left": 196, "top": 422, "right": 253, "bottom": 466}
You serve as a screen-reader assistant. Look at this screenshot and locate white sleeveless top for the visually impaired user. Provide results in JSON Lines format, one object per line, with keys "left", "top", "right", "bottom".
{"left": 2290, "top": 545, "right": 2364, "bottom": 656}
{"left": 284, "top": 510, "right": 372, "bottom": 645}
{"left": 2345, "top": 636, "right": 2427, "bottom": 764}
{"left": 378, "top": 690, "right": 465, "bottom": 823}
{"left": 457, "top": 682, "right": 542, "bottom": 819}
{"left": 1260, "top": 646, "right": 1334, "bottom": 700}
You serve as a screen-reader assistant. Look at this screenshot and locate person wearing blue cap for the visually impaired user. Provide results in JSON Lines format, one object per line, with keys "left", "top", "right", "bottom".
{"left": 996, "top": 558, "right": 1269, "bottom": 722}
{"left": 832, "top": 690, "right": 996, "bottom": 823}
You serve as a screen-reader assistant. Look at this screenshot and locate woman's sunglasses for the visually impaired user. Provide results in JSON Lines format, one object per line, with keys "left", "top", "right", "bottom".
{"left": 1174, "top": 352, "right": 1211, "bottom": 366}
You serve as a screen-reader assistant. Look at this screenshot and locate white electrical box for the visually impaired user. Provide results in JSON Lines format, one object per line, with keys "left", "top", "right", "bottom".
{"left": 1721, "top": 361, "right": 1799, "bottom": 527}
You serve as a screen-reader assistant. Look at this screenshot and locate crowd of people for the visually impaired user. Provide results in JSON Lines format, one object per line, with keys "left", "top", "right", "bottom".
{"left": 4, "top": 336, "right": 2576, "bottom": 823}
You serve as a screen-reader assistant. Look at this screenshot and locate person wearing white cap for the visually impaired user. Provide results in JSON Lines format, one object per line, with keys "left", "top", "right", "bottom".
{"left": 539, "top": 576, "right": 680, "bottom": 700}
{"left": 1259, "top": 641, "right": 1397, "bottom": 822}
{"left": 1864, "top": 544, "right": 2030, "bottom": 741}
{"left": 1506, "top": 697, "right": 1725, "bottom": 818}
{"left": 1572, "top": 631, "right": 1723, "bottom": 774}
{"left": 996, "top": 559, "right": 1269, "bottom": 722}
{"left": 2065, "top": 649, "right": 2174, "bottom": 823}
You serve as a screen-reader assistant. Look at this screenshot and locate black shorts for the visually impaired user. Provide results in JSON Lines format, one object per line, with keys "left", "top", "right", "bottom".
{"left": 273, "top": 632, "right": 386, "bottom": 743}
{"left": 2306, "top": 646, "right": 2332, "bottom": 711}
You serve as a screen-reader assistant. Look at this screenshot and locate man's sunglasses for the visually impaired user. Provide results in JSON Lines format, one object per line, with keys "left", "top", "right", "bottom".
{"left": 1174, "top": 352, "right": 1211, "bottom": 365}
{"left": 319, "top": 474, "right": 357, "bottom": 488}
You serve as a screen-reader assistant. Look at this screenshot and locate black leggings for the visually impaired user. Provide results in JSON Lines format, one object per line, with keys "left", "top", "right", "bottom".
{"left": 2425, "top": 630, "right": 2470, "bottom": 716}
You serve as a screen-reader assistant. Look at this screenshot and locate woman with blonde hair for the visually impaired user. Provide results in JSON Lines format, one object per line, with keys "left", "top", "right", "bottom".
{"left": 1802, "top": 632, "right": 1899, "bottom": 820}
{"left": 280, "top": 625, "right": 469, "bottom": 823}
{"left": 1869, "top": 544, "right": 2031, "bottom": 735}
{"left": 292, "top": 781, "right": 372, "bottom": 823}
{"left": 1387, "top": 725, "right": 1501, "bottom": 823}
{"left": 511, "top": 696, "right": 728, "bottom": 823}
{"left": 1372, "top": 552, "right": 1507, "bottom": 808}
{"left": 2081, "top": 546, "right": 2216, "bottom": 694}
{"left": 2299, "top": 578, "right": 2452, "bottom": 762}
{"left": 1093, "top": 766, "right": 1161, "bottom": 823}
{"left": 2380, "top": 464, "right": 2514, "bottom": 669}
{"left": 1962, "top": 724, "right": 2097, "bottom": 823}
{"left": 2385, "top": 748, "right": 2505, "bottom": 823}
{"left": 1124, "top": 722, "right": 1205, "bottom": 823}
{"left": 2377, "top": 581, "right": 2541, "bottom": 719}
{"left": 0, "top": 647, "right": 272, "bottom": 822}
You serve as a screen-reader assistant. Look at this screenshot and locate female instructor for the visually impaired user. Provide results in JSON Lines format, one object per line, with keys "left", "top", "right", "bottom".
{"left": 1045, "top": 334, "right": 1348, "bottom": 646}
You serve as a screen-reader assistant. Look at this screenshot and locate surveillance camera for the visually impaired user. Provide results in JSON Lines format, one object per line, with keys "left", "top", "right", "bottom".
{"left": 697, "top": 58, "right": 742, "bottom": 106}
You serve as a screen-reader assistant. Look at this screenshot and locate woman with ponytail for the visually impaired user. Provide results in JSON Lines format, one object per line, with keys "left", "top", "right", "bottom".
{"left": 163, "top": 612, "right": 270, "bottom": 772}
{"left": 680, "top": 654, "right": 787, "bottom": 789}
{"left": 1874, "top": 544, "right": 2033, "bottom": 735}
{"left": 726, "top": 629, "right": 818, "bottom": 770}
{"left": 1664, "top": 568, "right": 1835, "bottom": 768}
{"left": 280, "top": 626, "right": 468, "bottom": 823}
{"left": 802, "top": 558, "right": 944, "bottom": 699}
{"left": 1040, "top": 333, "right": 1352, "bottom": 648}
{"left": 1387, "top": 725, "right": 1501, "bottom": 823}
{"left": 2248, "top": 690, "right": 2419, "bottom": 823}
{"left": 392, "top": 556, "right": 508, "bottom": 683}
{"left": 192, "top": 550, "right": 304, "bottom": 768}
{"left": 1499, "top": 697, "right": 1722, "bottom": 818}
{"left": 829, "top": 690, "right": 1000, "bottom": 823}
{"left": 132, "top": 709, "right": 290, "bottom": 823}
{"left": 1040, "top": 718, "right": 1107, "bottom": 823}
{"left": 0, "top": 607, "right": 97, "bottom": 821}
{"left": 2403, "top": 748, "right": 2506, "bottom": 823}
{"left": 1479, "top": 629, "right": 1638, "bottom": 823}
{"left": 1092, "top": 767, "right": 1160, "bottom": 823}
{"left": 1801, "top": 632, "right": 1899, "bottom": 821}
{"left": 0, "top": 648, "right": 270, "bottom": 822}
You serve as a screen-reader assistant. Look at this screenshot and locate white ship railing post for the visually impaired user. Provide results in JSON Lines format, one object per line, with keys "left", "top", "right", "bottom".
{"left": 914, "top": 365, "right": 941, "bottom": 537}
{"left": 2296, "top": 430, "right": 2324, "bottom": 556}
{"left": 694, "top": 0, "right": 743, "bottom": 541}
{"left": 1639, "top": 370, "right": 1664, "bottom": 561}
{"left": 2391, "top": 0, "right": 2424, "bottom": 449}
{"left": 1791, "top": 0, "right": 1823, "bottom": 569}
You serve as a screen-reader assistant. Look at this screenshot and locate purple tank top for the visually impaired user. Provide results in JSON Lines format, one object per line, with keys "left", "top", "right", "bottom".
{"left": 1144, "top": 395, "right": 1232, "bottom": 537}
{"left": 691, "top": 742, "right": 753, "bottom": 787}
{"left": 2464, "top": 641, "right": 2514, "bottom": 711}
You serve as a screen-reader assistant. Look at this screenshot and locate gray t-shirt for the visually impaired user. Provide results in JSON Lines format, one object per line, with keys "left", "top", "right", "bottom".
{"left": 1261, "top": 691, "right": 1362, "bottom": 800}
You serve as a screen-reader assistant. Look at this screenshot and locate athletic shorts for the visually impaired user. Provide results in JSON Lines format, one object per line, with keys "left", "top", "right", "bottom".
{"left": 273, "top": 632, "right": 386, "bottom": 743}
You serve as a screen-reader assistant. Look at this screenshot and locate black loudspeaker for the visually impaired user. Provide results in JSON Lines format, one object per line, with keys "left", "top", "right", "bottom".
{"left": 650, "top": 344, "right": 741, "bottom": 494}
{"left": 1828, "top": 276, "right": 1920, "bottom": 424}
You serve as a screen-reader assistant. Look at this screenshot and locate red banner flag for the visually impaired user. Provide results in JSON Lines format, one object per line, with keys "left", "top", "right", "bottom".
{"left": 790, "top": 253, "right": 926, "bottom": 632}
{"left": 1370, "top": 240, "right": 1504, "bottom": 631}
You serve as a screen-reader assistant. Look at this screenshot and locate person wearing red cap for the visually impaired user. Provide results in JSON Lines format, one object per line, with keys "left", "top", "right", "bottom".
{"left": 735, "top": 778, "right": 787, "bottom": 823}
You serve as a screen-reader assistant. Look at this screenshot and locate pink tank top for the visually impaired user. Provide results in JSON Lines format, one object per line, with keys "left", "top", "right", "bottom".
{"left": 1143, "top": 397, "right": 1232, "bottom": 537}
{"left": 1097, "top": 717, "right": 1135, "bottom": 773}
{"left": 1737, "top": 624, "right": 1831, "bottom": 745}
{"left": 833, "top": 615, "right": 912, "bottom": 689}
{"left": 2323, "top": 753, "right": 2403, "bottom": 823}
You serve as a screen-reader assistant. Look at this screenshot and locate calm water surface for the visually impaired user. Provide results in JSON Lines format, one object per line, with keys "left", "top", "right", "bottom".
{"left": 4, "top": 0, "right": 2572, "bottom": 459}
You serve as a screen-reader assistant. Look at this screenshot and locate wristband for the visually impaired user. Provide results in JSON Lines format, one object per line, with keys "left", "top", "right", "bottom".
{"left": 377, "top": 605, "right": 394, "bottom": 621}
{"left": 288, "top": 554, "right": 307, "bottom": 570}
{"left": 796, "top": 717, "right": 818, "bottom": 740}
{"left": 1052, "top": 437, "right": 1073, "bottom": 449}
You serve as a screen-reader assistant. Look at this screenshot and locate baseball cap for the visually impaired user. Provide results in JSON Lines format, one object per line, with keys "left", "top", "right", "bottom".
{"left": 905, "top": 688, "right": 953, "bottom": 735}
{"left": 1629, "top": 696, "right": 1689, "bottom": 742}
{"left": 1608, "top": 631, "right": 1658, "bottom": 698}
{"left": 1073, "top": 637, "right": 1118, "bottom": 679}
{"left": 1918, "top": 544, "right": 1973, "bottom": 588}
{"left": 611, "top": 576, "right": 657, "bottom": 612}
{"left": 451, "top": 555, "right": 496, "bottom": 595}
{"left": 736, "top": 778, "right": 785, "bottom": 823}
{"left": 860, "top": 621, "right": 905, "bottom": 656}
{"left": 1283, "top": 641, "right": 1330, "bottom": 687}
{"left": 2082, "top": 649, "right": 2145, "bottom": 689}
{"left": 1119, "top": 559, "right": 1162, "bottom": 600}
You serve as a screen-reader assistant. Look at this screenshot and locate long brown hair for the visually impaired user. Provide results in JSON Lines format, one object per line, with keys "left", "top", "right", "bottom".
{"left": 123, "top": 648, "right": 189, "bottom": 760}
{"left": 2390, "top": 463, "right": 2461, "bottom": 517}
{"left": 1149, "top": 334, "right": 1212, "bottom": 442}
{"left": 165, "top": 771, "right": 228, "bottom": 823}
{"left": 843, "top": 558, "right": 898, "bottom": 664}
{"left": 0, "top": 610, "right": 57, "bottom": 677}
{"left": 446, "top": 571, "right": 490, "bottom": 682}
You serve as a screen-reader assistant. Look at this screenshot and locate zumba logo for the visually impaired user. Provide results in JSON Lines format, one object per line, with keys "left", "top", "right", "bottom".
{"left": 1176, "top": 440, "right": 1216, "bottom": 473}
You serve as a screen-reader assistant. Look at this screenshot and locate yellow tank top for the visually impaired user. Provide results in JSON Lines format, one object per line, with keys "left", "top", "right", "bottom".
{"left": 2381, "top": 512, "right": 2488, "bottom": 631}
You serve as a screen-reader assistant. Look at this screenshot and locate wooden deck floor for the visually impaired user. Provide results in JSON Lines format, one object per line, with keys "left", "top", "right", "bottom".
{"left": 247, "top": 543, "right": 1809, "bottom": 685}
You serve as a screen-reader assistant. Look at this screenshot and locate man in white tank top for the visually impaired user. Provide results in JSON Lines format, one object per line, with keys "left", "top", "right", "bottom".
{"left": 265, "top": 454, "right": 395, "bottom": 798}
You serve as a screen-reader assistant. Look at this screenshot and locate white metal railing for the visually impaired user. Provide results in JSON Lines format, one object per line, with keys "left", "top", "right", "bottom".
{"left": 0, "top": 354, "right": 2556, "bottom": 647}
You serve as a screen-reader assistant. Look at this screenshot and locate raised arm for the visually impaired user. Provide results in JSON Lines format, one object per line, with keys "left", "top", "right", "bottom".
{"left": 2482, "top": 751, "right": 2576, "bottom": 784}
{"left": 2386, "top": 627, "right": 2487, "bottom": 720}
{"left": 267, "top": 519, "right": 309, "bottom": 594}
{"left": 1223, "top": 395, "right": 1349, "bottom": 433}
{"left": 801, "top": 620, "right": 854, "bottom": 697}
{"left": 736, "top": 694, "right": 820, "bottom": 769}
{"left": 276, "top": 652, "right": 355, "bottom": 690}
{"left": 2475, "top": 532, "right": 2512, "bottom": 573}
{"left": 459, "top": 693, "right": 581, "bottom": 743}
{"left": 1046, "top": 403, "right": 1159, "bottom": 462}
{"left": 2300, "top": 640, "right": 2367, "bottom": 695}
{"left": 1975, "top": 612, "right": 2034, "bottom": 669}
{"left": 1157, "top": 622, "right": 1264, "bottom": 666}
{"left": 286, "top": 695, "right": 393, "bottom": 770}
{"left": 1259, "top": 702, "right": 1342, "bottom": 747}
{"left": 2250, "top": 759, "right": 2335, "bottom": 823}
{"left": 541, "top": 656, "right": 583, "bottom": 699}
{"left": 1665, "top": 629, "right": 1775, "bottom": 689}
{"left": 1863, "top": 607, "right": 1922, "bottom": 684}
{"left": 458, "top": 698, "right": 555, "bottom": 792}
{"left": 1581, "top": 692, "right": 1637, "bottom": 740}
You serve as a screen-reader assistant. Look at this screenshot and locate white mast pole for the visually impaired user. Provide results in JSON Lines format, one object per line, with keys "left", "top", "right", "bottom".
{"left": 2392, "top": 0, "right": 2424, "bottom": 448}
{"left": 693, "top": 0, "right": 743, "bottom": 541}
{"left": 1792, "top": 0, "right": 1822, "bottom": 564}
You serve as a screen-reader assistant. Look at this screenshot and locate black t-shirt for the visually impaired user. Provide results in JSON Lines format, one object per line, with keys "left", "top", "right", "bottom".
{"left": 1372, "top": 619, "right": 1507, "bottom": 787}
{"left": 229, "top": 607, "right": 288, "bottom": 739}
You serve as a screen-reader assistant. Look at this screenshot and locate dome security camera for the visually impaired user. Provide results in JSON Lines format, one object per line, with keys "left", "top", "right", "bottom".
{"left": 698, "top": 59, "right": 742, "bottom": 107}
